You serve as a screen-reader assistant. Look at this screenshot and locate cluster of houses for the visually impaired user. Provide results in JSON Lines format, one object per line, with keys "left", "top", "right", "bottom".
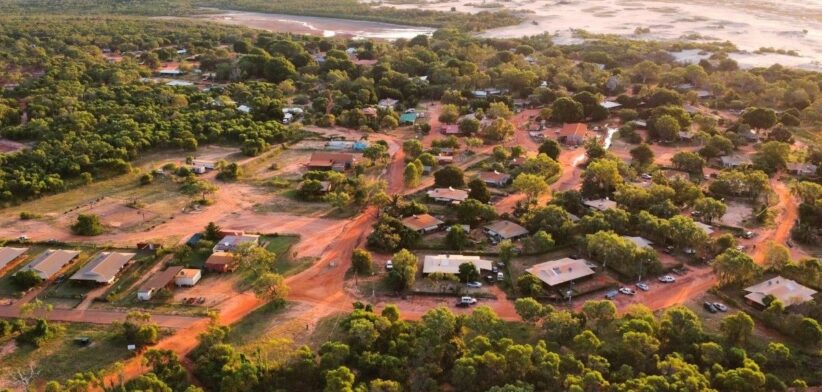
{"left": 0, "top": 246, "right": 140, "bottom": 286}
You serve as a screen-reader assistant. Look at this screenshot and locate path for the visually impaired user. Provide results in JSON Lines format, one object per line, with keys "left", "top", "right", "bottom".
{"left": 751, "top": 175, "right": 806, "bottom": 264}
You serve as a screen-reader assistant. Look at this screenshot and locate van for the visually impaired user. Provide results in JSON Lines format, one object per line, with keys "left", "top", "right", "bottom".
{"left": 496, "top": 272, "right": 504, "bottom": 281}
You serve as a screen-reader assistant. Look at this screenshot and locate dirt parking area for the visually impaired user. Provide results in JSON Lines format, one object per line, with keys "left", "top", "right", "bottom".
{"left": 57, "top": 198, "right": 159, "bottom": 230}
{"left": 719, "top": 200, "right": 754, "bottom": 228}
{"left": 172, "top": 274, "right": 242, "bottom": 308}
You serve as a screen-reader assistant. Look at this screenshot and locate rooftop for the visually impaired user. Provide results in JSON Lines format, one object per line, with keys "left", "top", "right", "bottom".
{"left": 744, "top": 276, "right": 817, "bottom": 307}
{"left": 177, "top": 268, "right": 201, "bottom": 279}
{"left": 479, "top": 171, "right": 512, "bottom": 184}
{"left": 22, "top": 249, "right": 80, "bottom": 279}
{"left": 139, "top": 266, "right": 184, "bottom": 293}
{"left": 423, "top": 254, "right": 493, "bottom": 275}
{"left": 623, "top": 236, "right": 653, "bottom": 249}
{"left": 526, "top": 257, "right": 596, "bottom": 287}
{"left": 427, "top": 187, "right": 469, "bottom": 202}
{"left": 0, "top": 247, "right": 28, "bottom": 270}
{"left": 308, "top": 152, "right": 356, "bottom": 167}
{"left": 401, "top": 214, "right": 444, "bottom": 232}
{"left": 559, "top": 123, "right": 588, "bottom": 138}
{"left": 583, "top": 199, "right": 617, "bottom": 211}
{"left": 205, "top": 251, "right": 234, "bottom": 266}
{"left": 70, "top": 252, "right": 135, "bottom": 283}
{"left": 484, "top": 220, "right": 529, "bottom": 239}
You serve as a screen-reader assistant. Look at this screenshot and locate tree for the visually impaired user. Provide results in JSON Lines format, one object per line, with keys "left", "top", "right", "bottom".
{"left": 459, "top": 117, "right": 480, "bottom": 135}
{"left": 671, "top": 151, "right": 705, "bottom": 175}
{"left": 693, "top": 197, "right": 727, "bottom": 223}
{"left": 582, "top": 300, "right": 616, "bottom": 333}
{"left": 71, "top": 214, "right": 104, "bottom": 236}
{"left": 653, "top": 114, "right": 681, "bottom": 142}
{"left": 754, "top": 141, "right": 791, "bottom": 173}
{"left": 516, "top": 274, "right": 544, "bottom": 297}
{"left": 487, "top": 101, "right": 513, "bottom": 119}
{"left": 514, "top": 298, "right": 547, "bottom": 323}
{"left": 458, "top": 262, "right": 479, "bottom": 283}
{"left": 581, "top": 159, "right": 623, "bottom": 198}
{"left": 796, "top": 318, "right": 822, "bottom": 348}
{"left": 439, "top": 104, "right": 460, "bottom": 123}
{"left": 572, "top": 330, "right": 602, "bottom": 358}
{"left": 447, "top": 225, "right": 471, "bottom": 251}
{"left": 120, "top": 311, "right": 159, "bottom": 348}
{"left": 216, "top": 162, "right": 241, "bottom": 181}
{"left": 389, "top": 249, "right": 418, "bottom": 291}
{"left": 712, "top": 248, "right": 761, "bottom": 287}
{"left": 629, "top": 143, "right": 654, "bottom": 167}
{"left": 434, "top": 165, "right": 465, "bottom": 188}
{"left": 551, "top": 97, "right": 584, "bottom": 123}
{"left": 742, "top": 107, "right": 778, "bottom": 129}
{"left": 481, "top": 118, "right": 514, "bottom": 141}
{"left": 499, "top": 240, "right": 515, "bottom": 264}
{"left": 352, "top": 248, "right": 373, "bottom": 275}
{"left": 721, "top": 312, "right": 754, "bottom": 346}
{"left": 763, "top": 241, "right": 791, "bottom": 271}
{"left": 647, "top": 88, "right": 681, "bottom": 107}
{"left": 538, "top": 139, "right": 561, "bottom": 160}
{"left": 528, "top": 231, "right": 555, "bottom": 253}
{"left": 11, "top": 270, "right": 42, "bottom": 291}
{"left": 403, "top": 139, "right": 423, "bottom": 159}
{"left": 468, "top": 178, "right": 491, "bottom": 203}
{"left": 659, "top": 306, "right": 704, "bottom": 352}
{"left": 404, "top": 162, "right": 422, "bottom": 187}
{"left": 324, "top": 366, "right": 355, "bottom": 392}
{"left": 513, "top": 173, "right": 549, "bottom": 201}
{"left": 204, "top": 222, "right": 222, "bottom": 241}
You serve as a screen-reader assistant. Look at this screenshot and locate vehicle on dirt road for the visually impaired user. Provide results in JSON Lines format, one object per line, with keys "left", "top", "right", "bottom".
{"left": 619, "top": 287, "right": 636, "bottom": 295}
{"left": 604, "top": 290, "right": 618, "bottom": 299}
{"left": 635, "top": 282, "right": 650, "bottom": 291}
{"left": 703, "top": 302, "right": 718, "bottom": 313}
{"left": 385, "top": 260, "right": 393, "bottom": 271}
{"left": 457, "top": 296, "right": 477, "bottom": 307}
{"left": 713, "top": 303, "right": 728, "bottom": 312}
{"left": 658, "top": 275, "right": 676, "bottom": 283}
{"left": 466, "top": 281, "right": 483, "bottom": 288}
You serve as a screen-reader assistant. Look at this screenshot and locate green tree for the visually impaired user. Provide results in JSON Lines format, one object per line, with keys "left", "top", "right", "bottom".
{"left": 389, "top": 249, "right": 418, "bottom": 291}
{"left": 712, "top": 248, "right": 761, "bottom": 287}
{"left": 434, "top": 165, "right": 465, "bottom": 188}
{"left": 439, "top": 104, "right": 460, "bottom": 123}
{"left": 720, "top": 312, "right": 755, "bottom": 346}
{"left": 693, "top": 197, "right": 727, "bottom": 223}
{"left": 468, "top": 178, "right": 491, "bottom": 203}
{"left": 204, "top": 221, "right": 222, "bottom": 241}
{"left": 653, "top": 114, "right": 681, "bottom": 142}
{"left": 403, "top": 139, "right": 423, "bottom": 159}
{"left": 404, "top": 162, "right": 422, "bottom": 187}
{"left": 514, "top": 298, "right": 547, "bottom": 323}
{"left": 481, "top": 118, "right": 514, "bottom": 141}
{"left": 458, "top": 262, "right": 479, "bottom": 283}
{"left": 447, "top": 225, "right": 471, "bottom": 251}
{"left": 551, "top": 97, "right": 584, "bottom": 123}
{"left": 796, "top": 318, "right": 822, "bottom": 348}
{"left": 513, "top": 173, "right": 549, "bottom": 201}
{"left": 538, "top": 139, "right": 561, "bottom": 160}
{"left": 742, "top": 107, "right": 778, "bottom": 129}
{"left": 324, "top": 366, "right": 355, "bottom": 392}
{"left": 629, "top": 143, "right": 654, "bottom": 167}
{"left": 71, "top": 214, "right": 104, "bottom": 236}
{"left": 352, "top": 248, "right": 373, "bottom": 275}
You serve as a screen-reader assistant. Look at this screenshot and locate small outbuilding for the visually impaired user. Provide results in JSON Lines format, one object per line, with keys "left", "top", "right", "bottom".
{"left": 484, "top": 220, "right": 529, "bottom": 242}
{"left": 205, "top": 251, "right": 237, "bottom": 273}
{"left": 175, "top": 268, "right": 202, "bottom": 287}
{"left": 138, "top": 266, "right": 184, "bottom": 301}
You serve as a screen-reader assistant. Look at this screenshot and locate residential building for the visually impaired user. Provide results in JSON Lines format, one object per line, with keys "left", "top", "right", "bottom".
{"left": 484, "top": 220, "right": 529, "bottom": 242}
{"left": 479, "top": 171, "right": 512, "bottom": 187}
{"left": 213, "top": 234, "right": 260, "bottom": 253}
{"left": 427, "top": 187, "right": 469, "bottom": 204}
{"left": 401, "top": 214, "right": 444, "bottom": 234}
{"left": 399, "top": 112, "right": 418, "bottom": 125}
{"left": 307, "top": 152, "right": 357, "bottom": 171}
{"left": 377, "top": 98, "right": 398, "bottom": 110}
{"left": 70, "top": 252, "right": 136, "bottom": 284}
{"left": 526, "top": 257, "right": 596, "bottom": 287}
{"left": 695, "top": 221, "right": 715, "bottom": 236}
{"left": 744, "top": 276, "right": 817, "bottom": 308}
{"left": 441, "top": 124, "right": 461, "bottom": 135}
{"left": 583, "top": 198, "right": 617, "bottom": 212}
{"left": 622, "top": 236, "right": 653, "bottom": 249}
{"left": 175, "top": 269, "right": 202, "bottom": 286}
{"left": 787, "top": 163, "right": 818, "bottom": 176}
{"left": 205, "top": 251, "right": 236, "bottom": 273}
{"left": 423, "top": 254, "right": 493, "bottom": 275}
{"left": 20, "top": 250, "right": 80, "bottom": 280}
{"left": 720, "top": 155, "right": 753, "bottom": 169}
{"left": 600, "top": 101, "right": 622, "bottom": 110}
{"left": 0, "top": 247, "right": 28, "bottom": 270}
{"left": 558, "top": 123, "right": 588, "bottom": 146}
{"left": 138, "top": 266, "right": 184, "bottom": 301}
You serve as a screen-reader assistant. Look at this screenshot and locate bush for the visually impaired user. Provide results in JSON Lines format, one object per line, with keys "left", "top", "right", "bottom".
{"left": 71, "top": 214, "right": 104, "bottom": 236}
{"left": 19, "top": 211, "right": 39, "bottom": 220}
{"left": 11, "top": 270, "right": 42, "bottom": 291}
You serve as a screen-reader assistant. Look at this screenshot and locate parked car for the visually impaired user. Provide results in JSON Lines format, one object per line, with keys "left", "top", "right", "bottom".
{"left": 457, "top": 297, "right": 477, "bottom": 307}
{"left": 618, "top": 287, "right": 636, "bottom": 295}
{"left": 604, "top": 290, "right": 619, "bottom": 299}
{"left": 658, "top": 275, "right": 676, "bottom": 283}
{"left": 713, "top": 303, "right": 728, "bottom": 312}
{"left": 466, "top": 281, "right": 483, "bottom": 288}
{"left": 742, "top": 231, "right": 755, "bottom": 239}
{"left": 636, "top": 282, "right": 650, "bottom": 291}
{"left": 641, "top": 173, "right": 652, "bottom": 180}
{"left": 703, "top": 302, "right": 718, "bottom": 313}
{"left": 385, "top": 260, "right": 393, "bottom": 271}
{"left": 496, "top": 272, "right": 504, "bottom": 281}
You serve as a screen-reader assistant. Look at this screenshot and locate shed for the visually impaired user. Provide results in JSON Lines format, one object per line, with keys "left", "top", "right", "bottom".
{"left": 205, "top": 252, "right": 236, "bottom": 273}
{"left": 138, "top": 266, "right": 184, "bottom": 301}
{"left": 175, "top": 269, "right": 202, "bottom": 287}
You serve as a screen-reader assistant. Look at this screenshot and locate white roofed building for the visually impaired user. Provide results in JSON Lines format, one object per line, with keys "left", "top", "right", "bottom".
{"left": 423, "top": 254, "right": 493, "bottom": 275}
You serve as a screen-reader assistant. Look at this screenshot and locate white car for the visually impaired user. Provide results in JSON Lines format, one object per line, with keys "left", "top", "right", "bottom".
{"left": 466, "top": 281, "right": 483, "bottom": 288}
{"left": 619, "top": 287, "right": 636, "bottom": 295}
{"left": 385, "top": 260, "right": 393, "bottom": 270}
{"left": 713, "top": 303, "right": 728, "bottom": 312}
{"left": 461, "top": 296, "right": 477, "bottom": 304}
{"left": 658, "top": 275, "right": 676, "bottom": 283}
{"left": 636, "top": 282, "right": 650, "bottom": 291}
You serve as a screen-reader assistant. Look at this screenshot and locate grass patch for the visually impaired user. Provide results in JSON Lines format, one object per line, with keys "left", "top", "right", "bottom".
{"left": 225, "top": 300, "right": 288, "bottom": 346}
{"left": 0, "top": 322, "right": 133, "bottom": 385}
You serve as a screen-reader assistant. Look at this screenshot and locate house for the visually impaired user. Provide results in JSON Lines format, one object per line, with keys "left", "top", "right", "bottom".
{"left": 327, "top": 140, "right": 356, "bottom": 151}
{"left": 213, "top": 234, "right": 260, "bottom": 253}
{"left": 472, "top": 90, "right": 488, "bottom": 99}
{"left": 19, "top": 250, "right": 80, "bottom": 280}
{"left": 441, "top": 124, "right": 461, "bottom": 135}
{"left": 307, "top": 152, "right": 356, "bottom": 171}
{"left": 192, "top": 160, "right": 216, "bottom": 170}
{"left": 423, "top": 254, "right": 493, "bottom": 275}
{"left": 427, "top": 187, "right": 469, "bottom": 204}
{"left": 166, "top": 80, "right": 193, "bottom": 87}
{"left": 583, "top": 199, "right": 617, "bottom": 212}
{"left": 401, "top": 214, "right": 444, "bottom": 234}
{"left": 175, "top": 268, "right": 202, "bottom": 286}
{"left": 558, "top": 123, "right": 588, "bottom": 146}
{"left": 218, "top": 229, "right": 245, "bottom": 237}
{"left": 484, "top": 220, "right": 529, "bottom": 242}
{"left": 436, "top": 154, "right": 454, "bottom": 164}
{"left": 204, "top": 252, "right": 236, "bottom": 273}
{"left": 0, "top": 247, "right": 28, "bottom": 270}
{"left": 283, "top": 112, "right": 294, "bottom": 124}
{"left": 787, "top": 162, "right": 818, "bottom": 176}
{"left": 695, "top": 221, "right": 715, "bottom": 236}
{"left": 622, "top": 236, "right": 653, "bottom": 249}
{"left": 479, "top": 171, "right": 511, "bottom": 187}
{"left": 377, "top": 98, "right": 398, "bottom": 110}
{"left": 70, "top": 252, "right": 136, "bottom": 284}
{"left": 526, "top": 258, "right": 596, "bottom": 287}
{"left": 600, "top": 101, "right": 622, "bottom": 110}
{"left": 399, "top": 112, "right": 418, "bottom": 125}
{"left": 138, "top": 266, "right": 184, "bottom": 301}
{"left": 720, "top": 155, "right": 753, "bottom": 169}
{"left": 509, "top": 157, "right": 527, "bottom": 168}
{"left": 744, "top": 276, "right": 817, "bottom": 308}
{"left": 741, "top": 129, "right": 760, "bottom": 143}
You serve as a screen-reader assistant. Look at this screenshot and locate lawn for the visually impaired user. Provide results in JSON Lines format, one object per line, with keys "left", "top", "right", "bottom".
{"left": 260, "top": 235, "right": 312, "bottom": 277}
{"left": 0, "top": 322, "right": 134, "bottom": 385}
